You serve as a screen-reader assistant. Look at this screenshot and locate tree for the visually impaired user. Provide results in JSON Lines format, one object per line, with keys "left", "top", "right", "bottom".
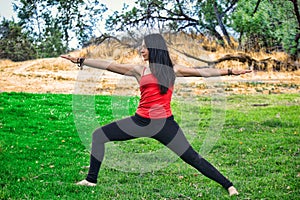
{"left": 105, "top": 0, "right": 299, "bottom": 58}
{"left": 38, "top": 17, "right": 67, "bottom": 58}
{"left": 231, "top": 0, "right": 299, "bottom": 58}
{"left": 106, "top": 0, "right": 238, "bottom": 47}
{"left": 289, "top": 0, "right": 300, "bottom": 59}
{"left": 13, "top": 0, "right": 107, "bottom": 52}
{"left": 0, "top": 18, "right": 37, "bottom": 61}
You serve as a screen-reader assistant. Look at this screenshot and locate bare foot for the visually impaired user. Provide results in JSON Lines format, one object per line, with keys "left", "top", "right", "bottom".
{"left": 228, "top": 186, "right": 239, "bottom": 196}
{"left": 76, "top": 179, "right": 97, "bottom": 186}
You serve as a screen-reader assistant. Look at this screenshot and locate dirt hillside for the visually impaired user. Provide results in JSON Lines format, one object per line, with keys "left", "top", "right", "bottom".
{"left": 1, "top": 35, "right": 300, "bottom": 96}
{"left": 1, "top": 55, "right": 299, "bottom": 96}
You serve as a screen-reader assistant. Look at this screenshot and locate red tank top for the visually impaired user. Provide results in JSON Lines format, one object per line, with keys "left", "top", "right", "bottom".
{"left": 136, "top": 72, "right": 173, "bottom": 119}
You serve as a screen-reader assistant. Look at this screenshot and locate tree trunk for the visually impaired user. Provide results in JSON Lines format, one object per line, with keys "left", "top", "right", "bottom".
{"left": 289, "top": 0, "right": 300, "bottom": 59}
{"left": 213, "top": 2, "right": 233, "bottom": 47}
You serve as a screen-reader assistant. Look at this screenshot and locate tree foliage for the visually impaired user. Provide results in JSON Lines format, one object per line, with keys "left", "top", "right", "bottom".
{"left": 106, "top": 0, "right": 299, "bottom": 58}
{"left": 0, "top": 19, "right": 37, "bottom": 61}
{"left": 232, "top": 0, "right": 299, "bottom": 57}
{"left": 106, "top": 0, "right": 237, "bottom": 47}
{"left": 13, "top": 0, "right": 107, "bottom": 54}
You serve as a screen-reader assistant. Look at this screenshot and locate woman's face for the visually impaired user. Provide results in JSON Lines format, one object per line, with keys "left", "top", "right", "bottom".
{"left": 140, "top": 40, "right": 149, "bottom": 61}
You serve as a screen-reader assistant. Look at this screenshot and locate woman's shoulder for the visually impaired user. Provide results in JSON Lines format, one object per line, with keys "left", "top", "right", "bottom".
{"left": 131, "top": 64, "right": 149, "bottom": 81}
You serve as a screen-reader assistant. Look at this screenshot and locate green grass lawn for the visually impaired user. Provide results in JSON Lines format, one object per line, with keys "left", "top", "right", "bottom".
{"left": 0, "top": 92, "right": 299, "bottom": 199}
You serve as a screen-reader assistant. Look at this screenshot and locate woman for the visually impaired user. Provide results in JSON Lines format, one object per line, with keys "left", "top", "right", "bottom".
{"left": 61, "top": 33, "right": 251, "bottom": 196}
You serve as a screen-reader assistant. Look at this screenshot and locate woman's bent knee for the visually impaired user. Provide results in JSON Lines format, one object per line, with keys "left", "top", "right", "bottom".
{"left": 92, "top": 128, "right": 110, "bottom": 144}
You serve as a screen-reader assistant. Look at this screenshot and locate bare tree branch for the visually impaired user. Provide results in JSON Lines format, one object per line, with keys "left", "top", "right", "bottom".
{"left": 253, "top": 0, "right": 262, "bottom": 15}
{"left": 170, "top": 45, "right": 299, "bottom": 71}
{"left": 221, "top": 0, "right": 239, "bottom": 18}
{"left": 85, "top": 33, "right": 137, "bottom": 48}
{"left": 150, "top": 1, "right": 199, "bottom": 23}
{"left": 177, "top": 22, "right": 199, "bottom": 31}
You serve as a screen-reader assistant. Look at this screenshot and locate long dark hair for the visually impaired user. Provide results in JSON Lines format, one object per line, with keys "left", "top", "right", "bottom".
{"left": 144, "top": 34, "right": 176, "bottom": 94}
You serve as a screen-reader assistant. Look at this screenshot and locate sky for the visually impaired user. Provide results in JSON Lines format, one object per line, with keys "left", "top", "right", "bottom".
{"left": 0, "top": 0, "right": 136, "bottom": 19}
{"left": 0, "top": 0, "right": 16, "bottom": 19}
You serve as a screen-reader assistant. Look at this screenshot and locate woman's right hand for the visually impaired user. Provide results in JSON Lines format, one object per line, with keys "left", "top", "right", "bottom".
{"left": 60, "top": 55, "right": 79, "bottom": 64}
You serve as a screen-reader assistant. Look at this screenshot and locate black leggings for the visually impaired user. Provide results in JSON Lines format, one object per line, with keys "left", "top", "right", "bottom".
{"left": 86, "top": 113, "right": 233, "bottom": 189}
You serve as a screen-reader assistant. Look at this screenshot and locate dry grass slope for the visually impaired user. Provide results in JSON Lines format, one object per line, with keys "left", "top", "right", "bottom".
{"left": 0, "top": 33, "right": 299, "bottom": 94}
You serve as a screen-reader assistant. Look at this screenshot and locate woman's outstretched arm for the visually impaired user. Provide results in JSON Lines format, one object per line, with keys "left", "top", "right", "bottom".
{"left": 60, "top": 55, "right": 143, "bottom": 79}
{"left": 174, "top": 64, "right": 252, "bottom": 77}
